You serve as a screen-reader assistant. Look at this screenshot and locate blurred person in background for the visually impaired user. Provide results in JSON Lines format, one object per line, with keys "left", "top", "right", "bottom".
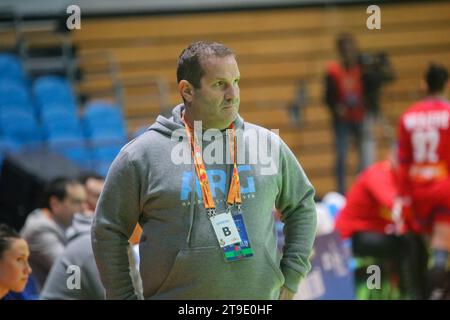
{"left": 335, "top": 151, "right": 398, "bottom": 240}
{"left": 324, "top": 33, "right": 394, "bottom": 194}
{"left": 20, "top": 177, "right": 86, "bottom": 292}
{"left": 66, "top": 172, "right": 105, "bottom": 241}
{"left": 335, "top": 149, "right": 427, "bottom": 299}
{"left": 397, "top": 63, "right": 450, "bottom": 299}
{"left": 41, "top": 173, "right": 143, "bottom": 299}
{"left": 0, "top": 224, "right": 32, "bottom": 300}
{"left": 40, "top": 173, "right": 106, "bottom": 299}
{"left": 81, "top": 172, "right": 105, "bottom": 215}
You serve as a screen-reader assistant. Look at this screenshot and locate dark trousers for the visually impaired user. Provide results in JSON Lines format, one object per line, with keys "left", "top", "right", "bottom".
{"left": 332, "top": 120, "right": 364, "bottom": 194}
{"left": 352, "top": 232, "right": 428, "bottom": 299}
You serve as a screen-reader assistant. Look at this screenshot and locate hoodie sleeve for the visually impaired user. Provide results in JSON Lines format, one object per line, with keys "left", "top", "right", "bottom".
{"left": 275, "top": 141, "right": 317, "bottom": 293}
{"left": 91, "top": 150, "right": 141, "bottom": 300}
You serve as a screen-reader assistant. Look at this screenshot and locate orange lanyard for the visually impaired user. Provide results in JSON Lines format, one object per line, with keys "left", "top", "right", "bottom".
{"left": 182, "top": 117, "right": 242, "bottom": 216}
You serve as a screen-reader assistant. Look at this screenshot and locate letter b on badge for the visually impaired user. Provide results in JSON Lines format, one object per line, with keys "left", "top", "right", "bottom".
{"left": 210, "top": 212, "right": 241, "bottom": 247}
{"left": 222, "top": 227, "right": 231, "bottom": 237}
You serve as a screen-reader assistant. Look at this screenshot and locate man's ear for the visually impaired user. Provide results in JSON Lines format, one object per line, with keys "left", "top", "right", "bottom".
{"left": 48, "top": 195, "right": 60, "bottom": 214}
{"left": 178, "top": 80, "right": 194, "bottom": 102}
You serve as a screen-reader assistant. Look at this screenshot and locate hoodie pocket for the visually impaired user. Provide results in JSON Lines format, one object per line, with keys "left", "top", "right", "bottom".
{"left": 149, "top": 245, "right": 285, "bottom": 299}
{"left": 151, "top": 246, "right": 219, "bottom": 298}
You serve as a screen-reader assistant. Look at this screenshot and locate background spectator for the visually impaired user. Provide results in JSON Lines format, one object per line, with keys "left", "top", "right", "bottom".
{"left": 335, "top": 150, "right": 427, "bottom": 299}
{"left": 20, "top": 177, "right": 86, "bottom": 291}
{"left": 325, "top": 33, "right": 394, "bottom": 194}
{"left": 397, "top": 63, "right": 450, "bottom": 299}
{"left": 0, "top": 224, "right": 33, "bottom": 300}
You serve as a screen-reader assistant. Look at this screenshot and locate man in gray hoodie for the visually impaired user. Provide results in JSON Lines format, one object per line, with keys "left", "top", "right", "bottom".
{"left": 21, "top": 177, "right": 86, "bottom": 292}
{"left": 40, "top": 174, "right": 106, "bottom": 300}
{"left": 92, "top": 41, "right": 317, "bottom": 300}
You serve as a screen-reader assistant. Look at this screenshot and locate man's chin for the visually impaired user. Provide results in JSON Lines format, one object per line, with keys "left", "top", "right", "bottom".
{"left": 223, "top": 107, "right": 237, "bottom": 118}
{"left": 203, "top": 111, "right": 238, "bottom": 129}
{"left": 211, "top": 119, "right": 236, "bottom": 130}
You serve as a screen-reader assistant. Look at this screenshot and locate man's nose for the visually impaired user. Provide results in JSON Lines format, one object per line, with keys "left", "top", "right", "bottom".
{"left": 225, "top": 85, "right": 239, "bottom": 100}
{"left": 25, "top": 261, "right": 32, "bottom": 275}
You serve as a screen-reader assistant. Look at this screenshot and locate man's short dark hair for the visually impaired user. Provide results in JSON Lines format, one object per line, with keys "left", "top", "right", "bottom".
{"left": 43, "top": 177, "right": 80, "bottom": 209}
{"left": 425, "top": 63, "right": 449, "bottom": 94}
{"left": 0, "top": 223, "right": 21, "bottom": 259}
{"left": 176, "top": 41, "right": 235, "bottom": 89}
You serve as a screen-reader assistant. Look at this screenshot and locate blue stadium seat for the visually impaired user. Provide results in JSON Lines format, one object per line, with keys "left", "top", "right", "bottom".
{"left": 0, "top": 136, "right": 20, "bottom": 153}
{"left": 46, "top": 123, "right": 85, "bottom": 142}
{"left": 0, "top": 109, "right": 42, "bottom": 147}
{"left": 91, "top": 144, "right": 122, "bottom": 161}
{"left": 47, "top": 134, "right": 93, "bottom": 170}
{"left": 81, "top": 101, "right": 127, "bottom": 175}
{"left": 82, "top": 101, "right": 127, "bottom": 139}
{"left": 0, "top": 103, "right": 35, "bottom": 118}
{"left": 91, "top": 144, "right": 122, "bottom": 177}
{"left": 40, "top": 108, "right": 80, "bottom": 138}
{"left": 88, "top": 130, "right": 127, "bottom": 147}
{"left": 32, "top": 76, "right": 77, "bottom": 114}
{"left": 0, "top": 80, "right": 31, "bottom": 108}
{"left": 39, "top": 102, "right": 78, "bottom": 118}
{"left": 0, "top": 53, "right": 27, "bottom": 85}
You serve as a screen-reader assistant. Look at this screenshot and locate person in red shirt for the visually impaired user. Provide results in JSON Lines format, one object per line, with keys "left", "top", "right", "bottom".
{"left": 397, "top": 63, "right": 450, "bottom": 299}
{"left": 335, "top": 158, "right": 397, "bottom": 240}
{"left": 335, "top": 151, "right": 428, "bottom": 299}
{"left": 325, "top": 33, "right": 394, "bottom": 195}
{"left": 325, "top": 33, "right": 366, "bottom": 195}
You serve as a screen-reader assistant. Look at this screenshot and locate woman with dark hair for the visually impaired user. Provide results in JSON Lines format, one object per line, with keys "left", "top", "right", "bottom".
{"left": 0, "top": 223, "right": 32, "bottom": 299}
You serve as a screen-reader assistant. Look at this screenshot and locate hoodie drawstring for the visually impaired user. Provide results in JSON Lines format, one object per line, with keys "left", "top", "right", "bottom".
{"left": 186, "top": 162, "right": 196, "bottom": 246}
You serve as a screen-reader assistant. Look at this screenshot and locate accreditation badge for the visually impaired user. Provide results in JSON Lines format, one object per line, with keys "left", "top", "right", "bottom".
{"left": 210, "top": 211, "right": 241, "bottom": 247}
{"left": 222, "top": 212, "right": 254, "bottom": 262}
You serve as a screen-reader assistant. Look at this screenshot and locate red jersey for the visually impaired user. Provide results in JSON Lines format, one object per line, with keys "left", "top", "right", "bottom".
{"left": 326, "top": 61, "right": 365, "bottom": 122}
{"left": 397, "top": 98, "right": 450, "bottom": 195}
{"left": 334, "top": 161, "right": 397, "bottom": 239}
{"left": 397, "top": 98, "right": 450, "bottom": 232}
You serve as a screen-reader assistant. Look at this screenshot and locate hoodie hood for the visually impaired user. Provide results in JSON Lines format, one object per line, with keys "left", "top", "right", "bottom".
{"left": 148, "top": 104, "right": 245, "bottom": 137}
{"left": 66, "top": 213, "right": 93, "bottom": 242}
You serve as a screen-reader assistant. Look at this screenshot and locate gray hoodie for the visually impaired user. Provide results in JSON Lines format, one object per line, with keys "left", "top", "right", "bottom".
{"left": 92, "top": 104, "right": 317, "bottom": 300}
{"left": 40, "top": 213, "right": 105, "bottom": 300}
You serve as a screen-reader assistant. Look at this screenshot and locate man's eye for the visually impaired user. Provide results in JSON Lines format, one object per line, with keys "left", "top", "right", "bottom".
{"left": 215, "top": 81, "right": 224, "bottom": 87}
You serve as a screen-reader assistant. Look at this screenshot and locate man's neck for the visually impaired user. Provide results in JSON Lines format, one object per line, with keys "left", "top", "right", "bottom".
{"left": 427, "top": 92, "right": 447, "bottom": 100}
{"left": 182, "top": 107, "right": 232, "bottom": 131}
